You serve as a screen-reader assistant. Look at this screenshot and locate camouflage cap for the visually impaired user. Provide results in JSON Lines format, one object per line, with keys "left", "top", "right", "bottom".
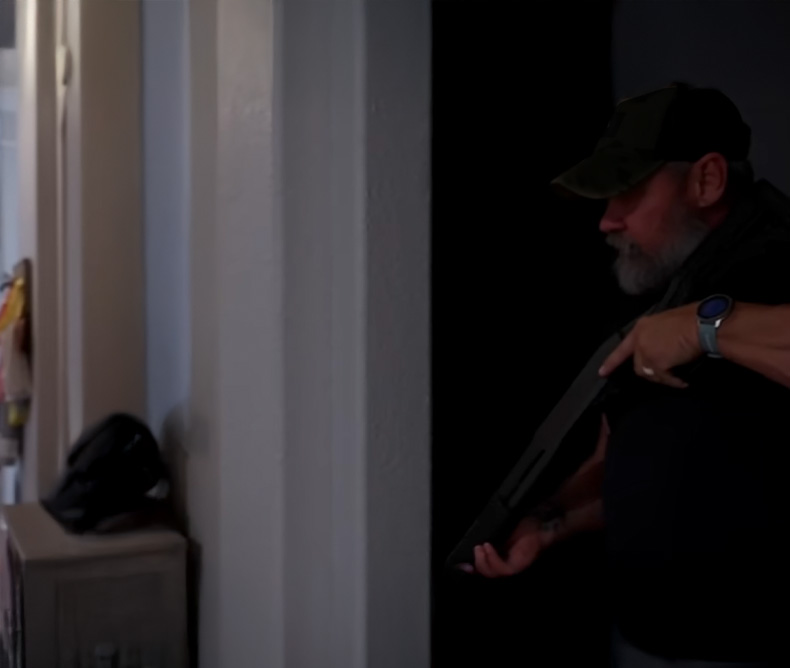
{"left": 552, "top": 84, "right": 751, "bottom": 199}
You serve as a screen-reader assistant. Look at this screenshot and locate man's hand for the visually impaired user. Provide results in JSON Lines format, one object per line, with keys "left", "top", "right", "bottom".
{"left": 458, "top": 416, "right": 610, "bottom": 578}
{"left": 599, "top": 303, "right": 702, "bottom": 388}
{"left": 464, "top": 517, "right": 550, "bottom": 578}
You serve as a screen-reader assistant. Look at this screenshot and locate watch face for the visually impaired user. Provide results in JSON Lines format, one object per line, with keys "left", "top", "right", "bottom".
{"left": 698, "top": 295, "right": 731, "bottom": 320}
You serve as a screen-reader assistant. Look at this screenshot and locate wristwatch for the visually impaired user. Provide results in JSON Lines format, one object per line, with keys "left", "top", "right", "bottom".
{"left": 697, "top": 294, "right": 734, "bottom": 358}
{"left": 531, "top": 501, "right": 566, "bottom": 533}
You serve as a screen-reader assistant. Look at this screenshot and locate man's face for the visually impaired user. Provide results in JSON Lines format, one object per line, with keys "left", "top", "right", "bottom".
{"left": 599, "top": 165, "right": 709, "bottom": 295}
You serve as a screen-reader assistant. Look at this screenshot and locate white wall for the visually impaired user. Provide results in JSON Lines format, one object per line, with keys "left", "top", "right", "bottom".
{"left": 144, "top": 0, "right": 430, "bottom": 666}
{"left": 15, "top": 0, "right": 146, "bottom": 500}
{"left": 0, "top": 49, "right": 19, "bottom": 275}
{"left": 280, "top": 3, "right": 364, "bottom": 663}
{"left": 363, "top": 3, "right": 431, "bottom": 664}
{"left": 213, "top": 0, "right": 285, "bottom": 664}
{"left": 0, "top": 86, "right": 19, "bottom": 275}
{"left": 16, "top": 0, "right": 59, "bottom": 499}
{"left": 280, "top": 2, "right": 430, "bottom": 666}
{"left": 142, "top": 0, "right": 190, "bottom": 442}
{"left": 614, "top": 0, "right": 790, "bottom": 193}
{"left": 15, "top": 0, "right": 38, "bottom": 499}
{"left": 57, "top": 0, "right": 147, "bottom": 465}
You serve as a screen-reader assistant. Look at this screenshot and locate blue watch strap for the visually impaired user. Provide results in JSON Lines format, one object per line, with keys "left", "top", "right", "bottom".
{"left": 697, "top": 294, "right": 733, "bottom": 359}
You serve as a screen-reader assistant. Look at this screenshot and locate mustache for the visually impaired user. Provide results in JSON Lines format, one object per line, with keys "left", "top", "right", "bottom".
{"left": 606, "top": 233, "right": 643, "bottom": 257}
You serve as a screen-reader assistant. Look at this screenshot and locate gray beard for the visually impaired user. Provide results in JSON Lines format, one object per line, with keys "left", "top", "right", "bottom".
{"left": 607, "top": 219, "right": 710, "bottom": 295}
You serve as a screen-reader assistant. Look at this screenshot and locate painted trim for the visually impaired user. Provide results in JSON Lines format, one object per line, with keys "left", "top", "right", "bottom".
{"left": 17, "top": 0, "right": 59, "bottom": 499}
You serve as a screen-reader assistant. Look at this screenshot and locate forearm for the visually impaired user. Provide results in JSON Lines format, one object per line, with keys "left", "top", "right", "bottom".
{"left": 718, "top": 303, "right": 790, "bottom": 388}
{"left": 540, "top": 499, "right": 605, "bottom": 549}
{"left": 530, "top": 417, "right": 608, "bottom": 548}
{"left": 539, "top": 460, "right": 605, "bottom": 513}
{"left": 532, "top": 462, "right": 605, "bottom": 547}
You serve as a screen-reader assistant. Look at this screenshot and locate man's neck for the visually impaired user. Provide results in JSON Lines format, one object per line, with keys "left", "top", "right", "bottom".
{"left": 700, "top": 201, "right": 733, "bottom": 231}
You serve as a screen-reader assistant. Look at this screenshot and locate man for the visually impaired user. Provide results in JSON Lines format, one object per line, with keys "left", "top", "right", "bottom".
{"left": 469, "top": 83, "right": 790, "bottom": 667}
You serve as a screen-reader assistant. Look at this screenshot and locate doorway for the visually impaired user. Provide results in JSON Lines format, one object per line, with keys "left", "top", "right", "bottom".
{"left": 431, "top": 2, "right": 621, "bottom": 665}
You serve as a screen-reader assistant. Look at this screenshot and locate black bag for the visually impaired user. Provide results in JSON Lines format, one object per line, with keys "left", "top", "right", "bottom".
{"left": 42, "top": 413, "right": 170, "bottom": 533}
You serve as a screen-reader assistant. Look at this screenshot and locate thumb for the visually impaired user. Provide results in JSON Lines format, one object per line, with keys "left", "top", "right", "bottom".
{"left": 599, "top": 330, "right": 635, "bottom": 377}
{"left": 504, "top": 542, "right": 538, "bottom": 574}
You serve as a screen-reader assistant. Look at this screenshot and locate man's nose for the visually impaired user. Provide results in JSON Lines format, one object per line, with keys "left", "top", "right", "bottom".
{"left": 599, "top": 217, "right": 625, "bottom": 234}
{"left": 599, "top": 202, "right": 626, "bottom": 234}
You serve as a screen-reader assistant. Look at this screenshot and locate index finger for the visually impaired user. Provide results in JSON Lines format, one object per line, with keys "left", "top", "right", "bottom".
{"left": 599, "top": 330, "right": 636, "bottom": 377}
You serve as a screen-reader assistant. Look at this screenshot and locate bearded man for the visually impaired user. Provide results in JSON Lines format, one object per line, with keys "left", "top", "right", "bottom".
{"left": 465, "top": 83, "right": 790, "bottom": 668}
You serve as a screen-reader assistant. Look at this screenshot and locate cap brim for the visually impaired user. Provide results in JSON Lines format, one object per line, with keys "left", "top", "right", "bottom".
{"left": 551, "top": 148, "right": 665, "bottom": 200}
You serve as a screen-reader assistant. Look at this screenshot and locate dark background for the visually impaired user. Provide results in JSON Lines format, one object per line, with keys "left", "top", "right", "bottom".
{"left": 431, "top": 2, "right": 621, "bottom": 665}
{"left": 432, "top": 1, "right": 790, "bottom": 666}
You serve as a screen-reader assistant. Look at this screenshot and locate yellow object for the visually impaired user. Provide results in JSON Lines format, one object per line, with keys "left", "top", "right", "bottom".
{"left": 7, "top": 402, "right": 28, "bottom": 428}
{"left": 0, "top": 278, "right": 25, "bottom": 332}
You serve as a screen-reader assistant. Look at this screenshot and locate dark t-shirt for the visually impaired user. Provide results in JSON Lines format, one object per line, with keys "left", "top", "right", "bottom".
{"left": 602, "top": 182, "right": 790, "bottom": 662}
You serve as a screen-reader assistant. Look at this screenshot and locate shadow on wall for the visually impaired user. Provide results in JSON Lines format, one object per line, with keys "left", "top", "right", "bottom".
{"left": 160, "top": 408, "right": 200, "bottom": 668}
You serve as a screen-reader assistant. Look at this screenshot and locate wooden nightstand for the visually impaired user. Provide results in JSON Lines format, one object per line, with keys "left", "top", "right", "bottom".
{"left": 0, "top": 502, "right": 187, "bottom": 668}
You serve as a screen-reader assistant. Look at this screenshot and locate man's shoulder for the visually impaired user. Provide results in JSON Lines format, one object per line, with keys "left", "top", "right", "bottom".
{"left": 752, "top": 179, "right": 790, "bottom": 234}
{"left": 755, "top": 178, "right": 790, "bottom": 214}
{"left": 694, "top": 181, "right": 790, "bottom": 303}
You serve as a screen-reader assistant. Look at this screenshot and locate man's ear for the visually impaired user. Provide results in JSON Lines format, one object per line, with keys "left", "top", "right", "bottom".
{"left": 687, "top": 152, "right": 728, "bottom": 208}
